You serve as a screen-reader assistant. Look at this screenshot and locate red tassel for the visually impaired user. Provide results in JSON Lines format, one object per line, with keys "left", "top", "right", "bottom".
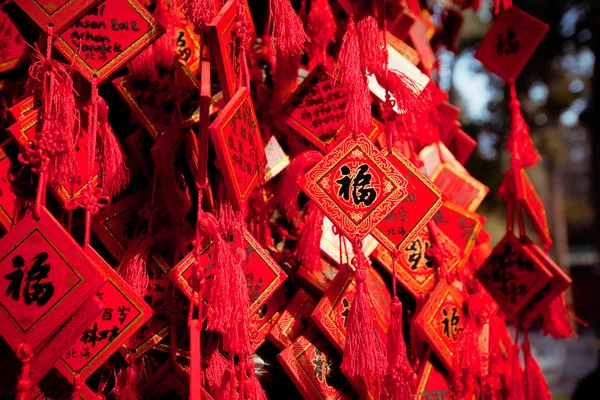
{"left": 306, "top": 0, "right": 336, "bottom": 66}
{"left": 507, "top": 83, "right": 541, "bottom": 168}
{"left": 356, "top": 14, "right": 386, "bottom": 76}
{"left": 378, "top": 69, "right": 432, "bottom": 115}
{"left": 130, "top": 0, "right": 178, "bottom": 80}
{"left": 269, "top": 0, "right": 310, "bottom": 57}
{"left": 341, "top": 238, "right": 388, "bottom": 379}
{"left": 24, "top": 48, "right": 77, "bottom": 187}
{"left": 177, "top": 0, "right": 216, "bottom": 28}
{"left": 113, "top": 359, "right": 142, "bottom": 400}
{"left": 384, "top": 299, "right": 416, "bottom": 400}
{"left": 509, "top": 344, "right": 525, "bottom": 400}
{"left": 97, "top": 98, "right": 129, "bottom": 197}
{"left": 295, "top": 201, "right": 324, "bottom": 272}
{"left": 15, "top": 342, "right": 33, "bottom": 400}
{"left": 271, "top": 150, "right": 322, "bottom": 223}
{"left": 541, "top": 293, "right": 575, "bottom": 339}
{"left": 244, "top": 357, "right": 267, "bottom": 400}
{"left": 339, "top": 17, "right": 371, "bottom": 133}
{"left": 204, "top": 352, "right": 229, "bottom": 395}
{"left": 214, "top": 362, "right": 238, "bottom": 400}
{"left": 522, "top": 332, "right": 552, "bottom": 400}
{"left": 206, "top": 206, "right": 250, "bottom": 355}
{"left": 117, "top": 236, "right": 156, "bottom": 298}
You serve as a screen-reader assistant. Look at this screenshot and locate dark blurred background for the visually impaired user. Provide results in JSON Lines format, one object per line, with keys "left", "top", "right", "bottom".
{"left": 445, "top": 0, "right": 600, "bottom": 398}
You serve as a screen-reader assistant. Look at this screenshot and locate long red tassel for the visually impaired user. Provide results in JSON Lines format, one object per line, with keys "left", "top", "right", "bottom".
{"left": 244, "top": 357, "right": 267, "bottom": 400}
{"left": 15, "top": 342, "right": 32, "bottom": 400}
{"left": 117, "top": 236, "right": 156, "bottom": 298}
{"left": 541, "top": 293, "right": 575, "bottom": 339}
{"left": 295, "top": 201, "right": 324, "bottom": 272}
{"left": 113, "top": 356, "right": 142, "bottom": 400}
{"left": 271, "top": 150, "right": 322, "bottom": 223}
{"left": 509, "top": 342, "right": 525, "bottom": 400}
{"left": 341, "top": 238, "right": 388, "bottom": 379}
{"left": 269, "top": 0, "right": 310, "bottom": 57}
{"left": 97, "top": 98, "right": 129, "bottom": 197}
{"left": 523, "top": 331, "right": 552, "bottom": 400}
{"left": 306, "top": 0, "right": 336, "bottom": 67}
{"left": 339, "top": 17, "right": 371, "bottom": 134}
{"left": 356, "top": 13, "right": 386, "bottom": 76}
{"left": 204, "top": 352, "right": 229, "bottom": 395}
{"left": 177, "top": 0, "right": 216, "bottom": 28}
{"left": 384, "top": 299, "right": 416, "bottom": 400}
{"left": 507, "top": 83, "right": 541, "bottom": 168}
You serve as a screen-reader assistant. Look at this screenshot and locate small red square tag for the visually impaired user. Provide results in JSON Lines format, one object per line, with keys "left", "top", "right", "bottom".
{"left": 476, "top": 233, "right": 553, "bottom": 321}
{"left": 209, "top": 87, "right": 266, "bottom": 208}
{"left": 430, "top": 163, "right": 488, "bottom": 212}
{"left": 54, "top": 0, "right": 164, "bottom": 83}
{"left": 474, "top": 7, "right": 549, "bottom": 82}
{"left": 299, "top": 133, "right": 409, "bottom": 240}
{"left": 268, "top": 288, "right": 318, "bottom": 350}
{"left": 371, "top": 147, "right": 443, "bottom": 252}
{"left": 372, "top": 226, "right": 461, "bottom": 299}
{"left": 0, "top": 207, "right": 105, "bottom": 354}
{"left": 277, "top": 327, "right": 356, "bottom": 400}
{"left": 208, "top": 0, "right": 256, "bottom": 101}
{"left": 516, "top": 169, "right": 551, "bottom": 250}
{"left": 413, "top": 280, "right": 466, "bottom": 371}
{"left": 56, "top": 247, "right": 152, "bottom": 381}
{"left": 13, "top": 0, "right": 99, "bottom": 33}
{"left": 432, "top": 202, "right": 484, "bottom": 262}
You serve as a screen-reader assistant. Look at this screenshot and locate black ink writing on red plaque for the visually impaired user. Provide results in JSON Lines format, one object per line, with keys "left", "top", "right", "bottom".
{"left": 496, "top": 26, "right": 520, "bottom": 56}
{"left": 4, "top": 253, "right": 54, "bottom": 306}
{"left": 80, "top": 322, "right": 120, "bottom": 347}
{"left": 441, "top": 307, "right": 462, "bottom": 340}
{"left": 340, "top": 297, "right": 350, "bottom": 329}
{"left": 405, "top": 238, "right": 433, "bottom": 270}
{"left": 122, "top": 211, "right": 149, "bottom": 240}
{"left": 312, "top": 348, "right": 333, "bottom": 383}
{"left": 336, "top": 164, "right": 377, "bottom": 206}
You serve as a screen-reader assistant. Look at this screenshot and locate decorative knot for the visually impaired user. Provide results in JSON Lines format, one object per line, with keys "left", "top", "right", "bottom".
{"left": 64, "top": 185, "right": 110, "bottom": 214}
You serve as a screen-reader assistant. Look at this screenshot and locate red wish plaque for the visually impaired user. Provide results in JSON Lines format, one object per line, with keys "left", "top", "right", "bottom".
{"left": 175, "top": 14, "right": 201, "bottom": 75}
{"left": 474, "top": 7, "right": 549, "bottom": 82}
{"left": 430, "top": 162, "right": 488, "bottom": 212}
{"left": 7, "top": 96, "right": 37, "bottom": 124}
{"left": 113, "top": 63, "right": 201, "bottom": 138}
{"left": 277, "top": 66, "right": 383, "bottom": 153}
{"left": 416, "top": 349, "right": 452, "bottom": 400}
{"left": 54, "top": 0, "right": 164, "bottom": 83}
{"left": 208, "top": 0, "right": 256, "bottom": 101}
{"left": 168, "top": 229, "right": 286, "bottom": 315}
{"left": 6, "top": 108, "right": 101, "bottom": 207}
{"left": 56, "top": 247, "right": 152, "bottom": 381}
{"left": 0, "top": 8, "right": 28, "bottom": 73}
{"left": 13, "top": 0, "right": 99, "bottom": 33}
{"left": 0, "top": 141, "right": 34, "bottom": 232}
{"left": 371, "top": 147, "right": 444, "bottom": 253}
{"left": 277, "top": 327, "right": 357, "bottom": 400}
{"left": 297, "top": 256, "right": 340, "bottom": 296}
{"left": 413, "top": 280, "right": 466, "bottom": 371}
{"left": 209, "top": 87, "right": 266, "bottom": 208}
{"left": 249, "top": 289, "right": 288, "bottom": 352}
{"left": 476, "top": 233, "right": 553, "bottom": 321}
{"left": 268, "top": 288, "right": 318, "bottom": 350}
{"left": 432, "top": 202, "right": 484, "bottom": 262}
{"left": 299, "top": 133, "right": 409, "bottom": 241}
{"left": 520, "top": 237, "right": 571, "bottom": 324}
{"left": 310, "top": 266, "right": 391, "bottom": 353}
{"left": 0, "top": 207, "right": 105, "bottom": 354}
{"left": 320, "top": 217, "right": 379, "bottom": 266}
{"left": 516, "top": 169, "right": 551, "bottom": 250}
{"left": 92, "top": 189, "right": 152, "bottom": 260}
{"left": 372, "top": 226, "right": 461, "bottom": 299}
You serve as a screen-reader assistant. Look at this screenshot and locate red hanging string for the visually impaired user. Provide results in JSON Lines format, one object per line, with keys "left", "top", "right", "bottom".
{"left": 15, "top": 342, "right": 33, "bottom": 400}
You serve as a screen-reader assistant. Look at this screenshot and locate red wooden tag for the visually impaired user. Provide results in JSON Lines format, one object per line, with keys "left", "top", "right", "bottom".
{"left": 310, "top": 266, "right": 391, "bottom": 353}
{"left": 277, "top": 327, "right": 356, "bottom": 400}
{"left": 520, "top": 237, "right": 571, "bottom": 324}
{"left": 445, "top": 128, "right": 477, "bottom": 166}
{"left": 0, "top": 8, "right": 28, "bottom": 73}
{"left": 320, "top": 217, "right": 379, "bottom": 266}
{"left": 13, "top": 0, "right": 99, "bottom": 33}
{"left": 430, "top": 162, "right": 488, "bottom": 212}
{"left": 386, "top": 31, "right": 420, "bottom": 65}
{"left": 268, "top": 288, "right": 317, "bottom": 350}
{"left": 276, "top": 66, "right": 383, "bottom": 153}
{"left": 209, "top": 87, "right": 266, "bottom": 208}
{"left": 409, "top": 18, "right": 436, "bottom": 69}
{"left": 0, "top": 207, "right": 105, "bottom": 354}
{"left": 249, "top": 288, "right": 287, "bottom": 352}
{"left": 476, "top": 232, "right": 553, "bottom": 321}
{"left": 371, "top": 147, "right": 444, "bottom": 252}
{"left": 54, "top": 0, "right": 164, "bottom": 83}
{"left": 113, "top": 63, "right": 200, "bottom": 138}
{"left": 372, "top": 226, "right": 461, "bottom": 299}
{"left": 56, "top": 247, "right": 152, "bottom": 381}
{"left": 0, "top": 141, "right": 34, "bottom": 232}
{"left": 264, "top": 135, "right": 290, "bottom": 182}
{"left": 299, "top": 133, "right": 409, "bottom": 240}
{"left": 413, "top": 280, "right": 466, "bottom": 371}
{"left": 7, "top": 96, "right": 37, "bottom": 124}
{"left": 168, "top": 229, "right": 286, "bottom": 315}
{"left": 91, "top": 189, "right": 152, "bottom": 260}
{"left": 516, "top": 169, "right": 552, "bottom": 250}
{"left": 296, "top": 256, "right": 340, "bottom": 295}
{"left": 208, "top": 0, "right": 256, "bottom": 101}
{"left": 151, "top": 128, "right": 193, "bottom": 224}
{"left": 474, "top": 7, "right": 549, "bottom": 82}
{"left": 175, "top": 13, "right": 201, "bottom": 75}
{"left": 432, "top": 202, "right": 484, "bottom": 262}
{"left": 416, "top": 349, "right": 452, "bottom": 400}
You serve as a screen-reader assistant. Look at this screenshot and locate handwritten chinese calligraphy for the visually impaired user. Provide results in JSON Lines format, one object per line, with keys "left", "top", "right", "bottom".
{"left": 5, "top": 253, "right": 54, "bottom": 306}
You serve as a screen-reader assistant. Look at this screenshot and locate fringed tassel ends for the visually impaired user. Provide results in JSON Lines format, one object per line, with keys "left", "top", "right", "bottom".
{"left": 295, "top": 202, "right": 324, "bottom": 272}
{"left": 523, "top": 335, "right": 552, "bottom": 400}
{"left": 270, "top": 0, "right": 310, "bottom": 57}
{"left": 97, "top": 99, "right": 129, "bottom": 197}
{"left": 384, "top": 299, "right": 416, "bottom": 400}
